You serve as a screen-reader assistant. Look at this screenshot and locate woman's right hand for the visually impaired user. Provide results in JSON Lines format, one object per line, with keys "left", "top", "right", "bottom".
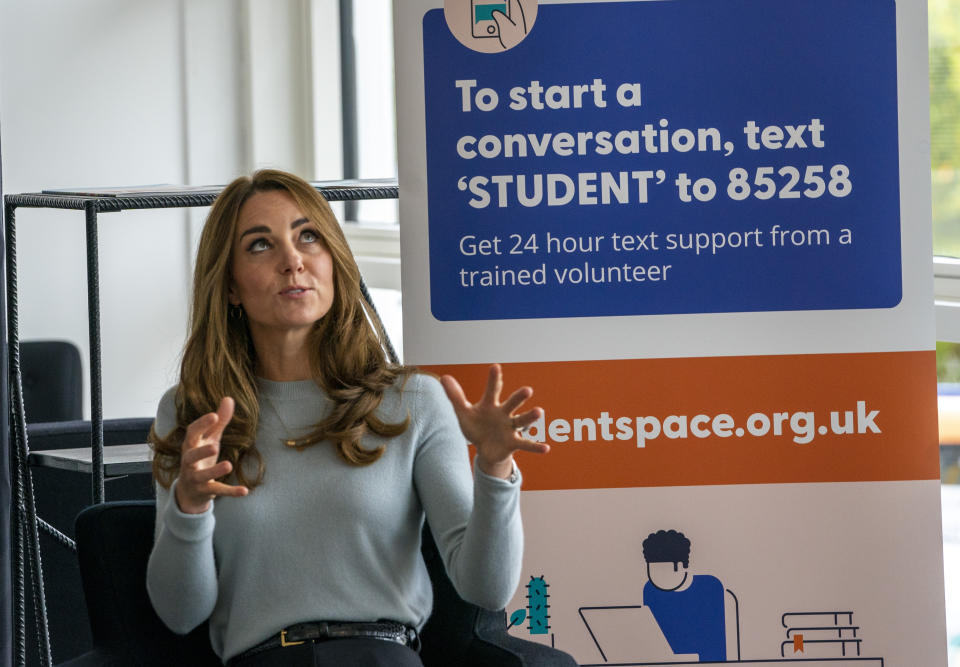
{"left": 174, "top": 397, "right": 249, "bottom": 514}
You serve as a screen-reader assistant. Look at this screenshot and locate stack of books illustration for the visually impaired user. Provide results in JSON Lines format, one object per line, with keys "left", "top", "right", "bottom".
{"left": 780, "top": 611, "right": 862, "bottom": 658}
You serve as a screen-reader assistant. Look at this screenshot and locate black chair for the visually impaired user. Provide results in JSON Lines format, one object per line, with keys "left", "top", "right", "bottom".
{"left": 63, "top": 501, "right": 577, "bottom": 666}
{"left": 21, "top": 340, "right": 83, "bottom": 422}
{"left": 27, "top": 420, "right": 156, "bottom": 665}
{"left": 418, "top": 526, "right": 575, "bottom": 667}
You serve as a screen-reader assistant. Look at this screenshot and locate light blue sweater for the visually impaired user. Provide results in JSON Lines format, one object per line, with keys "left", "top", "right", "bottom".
{"left": 146, "top": 373, "right": 523, "bottom": 662}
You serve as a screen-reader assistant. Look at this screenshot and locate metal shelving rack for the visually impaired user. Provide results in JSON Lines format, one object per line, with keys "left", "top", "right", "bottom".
{"left": 4, "top": 178, "right": 399, "bottom": 667}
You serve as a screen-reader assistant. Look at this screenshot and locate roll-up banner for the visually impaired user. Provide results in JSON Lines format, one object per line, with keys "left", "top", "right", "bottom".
{"left": 395, "top": 0, "right": 946, "bottom": 663}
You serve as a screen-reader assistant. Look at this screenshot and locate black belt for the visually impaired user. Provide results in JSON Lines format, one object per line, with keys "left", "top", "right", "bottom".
{"left": 228, "top": 621, "right": 420, "bottom": 665}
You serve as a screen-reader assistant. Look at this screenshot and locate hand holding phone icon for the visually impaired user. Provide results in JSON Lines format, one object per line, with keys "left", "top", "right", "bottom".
{"left": 470, "top": 0, "right": 529, "bottom": 50}
{"left": 451, "top": 0, "right": 533, "bottom": 52}
{"left": 472, "top": 1, "right": 509, "bottom": 38}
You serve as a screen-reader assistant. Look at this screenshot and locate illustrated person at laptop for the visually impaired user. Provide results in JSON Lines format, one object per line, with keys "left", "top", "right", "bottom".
{"left": 642, "top": 529, "right": 726, "bottom": 661}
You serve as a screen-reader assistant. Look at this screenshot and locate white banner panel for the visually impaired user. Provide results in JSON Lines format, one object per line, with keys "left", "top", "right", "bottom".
{"left": 396, "top": 0, "right": 945, "bottom": 663}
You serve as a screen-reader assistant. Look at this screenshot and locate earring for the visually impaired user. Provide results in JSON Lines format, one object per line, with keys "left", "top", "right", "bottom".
{"left": 229, "top": 304, "right": 244, "bottom": 320}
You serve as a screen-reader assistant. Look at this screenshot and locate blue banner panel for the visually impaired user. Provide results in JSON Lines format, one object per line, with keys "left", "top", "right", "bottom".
{"left": 423, "top": 0, "right": 901, "bottom": 320}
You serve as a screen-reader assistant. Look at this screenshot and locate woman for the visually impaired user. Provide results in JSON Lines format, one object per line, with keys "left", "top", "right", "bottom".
{"left": 146, "top": 169, "right": 549, "bottom": 666}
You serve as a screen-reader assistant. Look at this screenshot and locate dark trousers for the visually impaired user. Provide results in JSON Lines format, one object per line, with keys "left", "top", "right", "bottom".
{"left": 229, "top": 638, "right": 425, "bottom": 667}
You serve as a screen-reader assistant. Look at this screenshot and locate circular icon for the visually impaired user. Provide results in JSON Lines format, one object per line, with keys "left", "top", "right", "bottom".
{"left": 443, "top": 0, "right": 539, "bottom": 53}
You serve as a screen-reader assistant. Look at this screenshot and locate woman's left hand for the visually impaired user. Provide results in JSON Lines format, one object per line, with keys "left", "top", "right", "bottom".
{"left": 441, "top": 364, "right": 550, "bottom": 479}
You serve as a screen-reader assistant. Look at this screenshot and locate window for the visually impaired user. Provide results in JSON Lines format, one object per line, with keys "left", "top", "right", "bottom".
{"left": 342, "top": 0, "right": 398, "bottom": 225}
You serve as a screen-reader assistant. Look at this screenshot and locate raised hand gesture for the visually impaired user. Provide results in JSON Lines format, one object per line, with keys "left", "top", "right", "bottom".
{"left": 441, "top": 364, "right": 550, "bottom": 479}
{"left": 175, "top": 397, "right": 249, "bottom": 514}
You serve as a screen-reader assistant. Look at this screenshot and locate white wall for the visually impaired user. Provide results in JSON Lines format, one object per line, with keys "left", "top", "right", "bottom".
{"left": 0, "top": 0, "right": 342, "bottom": 420}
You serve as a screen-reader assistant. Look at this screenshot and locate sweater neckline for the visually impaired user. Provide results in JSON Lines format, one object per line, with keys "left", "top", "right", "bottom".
{"left": 255, "top": 377, "right": 325, "bottom": 401}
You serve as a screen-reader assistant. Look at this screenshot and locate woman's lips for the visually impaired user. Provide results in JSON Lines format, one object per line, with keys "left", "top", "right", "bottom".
{"left": 280, "top": 286, "right": 312, "bottom": 297}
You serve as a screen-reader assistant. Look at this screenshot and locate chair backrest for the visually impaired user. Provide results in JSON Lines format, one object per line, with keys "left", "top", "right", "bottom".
{"left": 74, "top": 501, "right": 577, "bottom": 667}
{"left": 74, "top": 501, "right": 220, "bottom": 666}
{"left": 21, "top": 340, "right": 83, "bottom": 422}
{"left": 29, "top": 419, "right": 156, "bottom": 664}
{"left": 725, "top": 587, "right": 741, "bottom": 661}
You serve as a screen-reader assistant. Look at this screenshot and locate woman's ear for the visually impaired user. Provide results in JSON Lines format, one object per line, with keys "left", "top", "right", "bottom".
{"left": 227, "top": 283, "right": 240, "bottom": 306}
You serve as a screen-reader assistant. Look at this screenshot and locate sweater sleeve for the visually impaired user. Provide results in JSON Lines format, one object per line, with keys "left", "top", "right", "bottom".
{"left": 411, "top": 374, "right": 524, "bottom": 610}
{"left": 145, "top": 387, "right": 220, "bottom": 635}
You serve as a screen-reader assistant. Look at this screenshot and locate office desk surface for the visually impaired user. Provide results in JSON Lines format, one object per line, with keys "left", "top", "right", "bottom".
{"left": 28, "top": 443, "right": 151, "bottom": 477}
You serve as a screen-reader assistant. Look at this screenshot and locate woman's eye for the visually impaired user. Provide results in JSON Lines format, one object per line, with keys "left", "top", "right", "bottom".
{"left": 300, "top": 229, "right": 319, "bottom": 243}
{"left": 247, "top": 238, "right": 270, "bottom": 253}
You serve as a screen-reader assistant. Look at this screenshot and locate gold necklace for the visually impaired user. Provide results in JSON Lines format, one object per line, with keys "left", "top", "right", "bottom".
{"left": 261, "top": 395, "right": 302, "bottom": 449}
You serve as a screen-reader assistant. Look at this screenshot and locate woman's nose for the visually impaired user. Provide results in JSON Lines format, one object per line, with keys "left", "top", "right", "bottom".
{"left": 280, "top": 245, "right": 304, "bottom": 273}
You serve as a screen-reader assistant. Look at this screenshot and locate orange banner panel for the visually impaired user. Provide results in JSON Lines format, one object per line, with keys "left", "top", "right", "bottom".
{"left": 422, "top": 351, "right": 939, "bottom": 490}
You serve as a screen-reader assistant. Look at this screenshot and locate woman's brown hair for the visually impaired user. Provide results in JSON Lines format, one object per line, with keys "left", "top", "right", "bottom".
{"left": 151, "top": 169, "right": 411, "bottom": 489}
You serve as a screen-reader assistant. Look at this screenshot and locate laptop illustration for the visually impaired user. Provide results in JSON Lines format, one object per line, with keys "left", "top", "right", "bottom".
{"left": 579, "top": 605, "right": 699, "bottom": 663}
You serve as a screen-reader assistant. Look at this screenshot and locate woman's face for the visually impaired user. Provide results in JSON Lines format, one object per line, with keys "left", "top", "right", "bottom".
{"left": 228, "top": 189, "right": 335, "bottom": 340}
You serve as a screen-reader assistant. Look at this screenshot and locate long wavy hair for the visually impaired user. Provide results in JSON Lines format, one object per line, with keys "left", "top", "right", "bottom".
{"left": 151, "top": 169, "right": 411, "bottom": 489}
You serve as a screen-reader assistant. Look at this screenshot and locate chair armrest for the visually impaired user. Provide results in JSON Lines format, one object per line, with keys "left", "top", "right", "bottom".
{"left": 473, "top": 608, "right": 578, "bottom": 667}
{"left": 418, "top": 524, "right": 577, "bottom": 666}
